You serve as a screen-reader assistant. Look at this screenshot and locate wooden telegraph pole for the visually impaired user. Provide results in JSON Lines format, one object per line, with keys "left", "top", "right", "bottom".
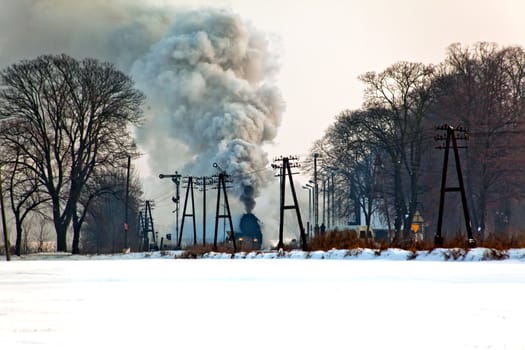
{"left": 272, "top": 156, "right": 307, "bottom": 250}
{"left": 123, "top": 155, "right": 131, "bottom": 252}
{"left": 434, "top": 124, "right": 475, "bottom": 247}
{"left": 212, "top": 163, "right": 236, "bottom": 253}
{"left": 179, "top": 176, "right": 197, "bottom": 247}
{"left": 0, "top": 167, "right": 10, "bottom": 261}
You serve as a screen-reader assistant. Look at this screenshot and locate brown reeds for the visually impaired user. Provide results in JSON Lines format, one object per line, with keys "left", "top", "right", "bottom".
{"left": 177, "top": 230, "right": 525, "bottom": 257}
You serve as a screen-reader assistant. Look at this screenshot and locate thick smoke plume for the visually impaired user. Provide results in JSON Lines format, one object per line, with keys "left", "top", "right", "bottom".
{"left": 0, "top": 2, "right": 284, "bottom": 222}
{"left": 132, "top": 8, "right": 284, "bottom": 212}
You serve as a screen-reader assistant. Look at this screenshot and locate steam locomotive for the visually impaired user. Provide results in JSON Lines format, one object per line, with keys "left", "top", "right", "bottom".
{"left": 235, "top": 213, "right": 263, "bottom": 250}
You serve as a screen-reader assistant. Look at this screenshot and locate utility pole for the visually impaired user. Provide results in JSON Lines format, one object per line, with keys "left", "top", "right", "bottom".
{"left": 303, "top": 184, "right": 313, "bottom": 236}
{"left": 202, "top": 177, "right": 206, "bottom": 245}
{"left": 159, "top": 171, "right": 181, "bottom": 247}
{"left": 123, "top": 155, "right": 131, "bottom": 251}
{"left": 0, "top": 167, "right": 10, "bottom": 261}
{"left": 331, "top": 172, "right": 335, "bottom": 228}
{"left": 323, "top": 167, "right": 338, "bottom": 230}
{"left": 313, "top": 153, "right": 319, "bottom": 236}
{"left": 272, "top": 156, "right": 307, "bottom": 250}
{"left": 179, "top": 176, "right": 197, "bottom": 247}
{"left": 322, "top": 178, "right": 326, "bottom": 228}
{"left": 139, "top": 200, "right": 156, "bottom": 251}
{"left": 212, "top": 163, "right": 236, "bottom": 253}
{"left": 327, "top": 176, "right": 331, "bottom": 229}
{"left": 434, "top": 124, "right": 475, "bottom": 247}
{"left": 196, "top": 176, "right": 213, "bottom": 245}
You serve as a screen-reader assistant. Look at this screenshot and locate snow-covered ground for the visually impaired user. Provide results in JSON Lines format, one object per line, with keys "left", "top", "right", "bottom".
{"left": 1, "top": 249, "right": 525, "bottom": 349}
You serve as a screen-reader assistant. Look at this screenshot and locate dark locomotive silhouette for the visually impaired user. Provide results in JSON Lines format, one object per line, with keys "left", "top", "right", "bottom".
{"left": 235, "top": 213, "right": 263, "bottom": 249}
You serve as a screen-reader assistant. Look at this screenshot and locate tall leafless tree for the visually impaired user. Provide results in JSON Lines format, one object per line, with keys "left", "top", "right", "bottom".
{"left": 0, "top": 54, "right": 144, "bottom": 252}
{"left": 81, "top": 168, "right": 142, "bottom": 254}
{"left": 434, "top": 43, "right": 525, "bottom": 237}
{"left": 359, "top": 62, "right": 436, "bottom": 239}
{"left": 0, "top": 142, "right": 48, "bottom": 255}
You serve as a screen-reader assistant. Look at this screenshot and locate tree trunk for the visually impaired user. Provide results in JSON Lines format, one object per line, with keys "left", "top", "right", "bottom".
{"left": 365, "top": 200, "right": 372, "bottom": 245}
{"left": 54, "top": 212, "right": 69, "bottom": 252}
{"left": 72, "top": 210, "right": 81, "bottom": 254}
{"left": 14, "top": 215, "right": 22, "bottom": 256}
{"left": 393, "top": 162, "right": 405, "bottom": 242}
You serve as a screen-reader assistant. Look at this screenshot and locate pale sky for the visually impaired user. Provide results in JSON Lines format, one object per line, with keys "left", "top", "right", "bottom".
{"left": 3, "top": 0, "right": 523, "bottom": 158}
{"left": 144, "top": 0, "right": 525, "bottom": 235}
{"left": 213, "top": 0, "right": 525, "bottom": 158}
{"left": 1, "top": 0, "right": 524, "bottom": 234}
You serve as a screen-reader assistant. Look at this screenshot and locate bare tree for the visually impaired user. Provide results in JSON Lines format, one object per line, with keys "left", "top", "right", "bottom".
{"left": 359, "top": 62, "right": 436, "bottom": 239}
{"left": 0, "top": 139, "right": 48, "bottom": 255}
{"left": 435, "top": 43, "right": 525, "bottom": 236}
{"left": 310, "top": 109, "right": 392, "bottom": 239}
{"left": 81, "top": 168, "right": 142, "bottom": 254}
{"left": 0, "top": 54, "right": 144, "bottom": 252}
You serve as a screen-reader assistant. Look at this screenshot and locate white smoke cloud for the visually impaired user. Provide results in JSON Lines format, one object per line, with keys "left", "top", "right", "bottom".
{"left": 0, "top": 1, "right": 294, "bottom": 245}
{"left": 131, "top": 8, "right": 285, "bottom": 213}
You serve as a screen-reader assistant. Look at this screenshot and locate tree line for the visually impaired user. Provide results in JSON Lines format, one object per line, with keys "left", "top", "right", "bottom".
{"left": 311, "top": 42, "right": 525, "bottom": 242}
{"left": 0, "top": 54, "right": 145, "bottom": 255}
{"left": 3, "top": 43, "right": 524, "bottom": 254}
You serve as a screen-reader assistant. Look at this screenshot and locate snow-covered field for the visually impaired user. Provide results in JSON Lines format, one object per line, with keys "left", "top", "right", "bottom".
{"left": 1, "top": 250, "right": 525, "bottom": 349}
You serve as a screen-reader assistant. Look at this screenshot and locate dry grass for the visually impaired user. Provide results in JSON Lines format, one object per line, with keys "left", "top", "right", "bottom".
{"left": 389, "top": 239, "right": 434, "bottom": 251}
{"left": 179, "top": 242, "right": 256, "bottom": 258}
{"left": 306, "top": 230, "right": 525, "bottom": 252}
{"left": 177, "top": 230, "right": 525, "bottom": 257}
{"left": 307, "top": 229, "right": 376, "bottom": 251}
{"left": 478, "top": 233, "right": 525, "bottom": 250}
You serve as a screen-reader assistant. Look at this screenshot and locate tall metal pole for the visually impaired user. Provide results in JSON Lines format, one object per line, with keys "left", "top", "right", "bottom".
{"left": 327, "top": 176, "right": 331, "bottom": 229}
{"left": 214, "top": 177, "right": 221, "bottom": 250}
{"left": 308, "top": 188, "right": 311, "bottom": 235}
{"left": 314, "top": 153, "right": 319, "bottom": 235}
{"left": 303, "top": 185, "right": 313, "bottom": 235}
{"left": 124, "top": 155, "right": 131, "bottom": 250}
{"left": 0, "top": 168, "right": 10, "bottom": 261}
{"left": 322, "top": 178, "right": 326, "bottom": 227}
{"left": 278, "top": 164, "right": 285, "bottom": 249}
{"left": 159, "top": 172, "right": 181, "bottom": 247}
{"left": 331, "top": 172, "right": 335, "bottom": 228}
{"left": 202, "top": 176, "right": 206, "bottom": 245}
{"left": 191, "top": 178, "right": 197, "bottom": 245}
{"left": 175, "top": 176, "right": 180, "bottom": 246}
{"left": 307, "top": 185, "right": 312, "bottom": 235}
